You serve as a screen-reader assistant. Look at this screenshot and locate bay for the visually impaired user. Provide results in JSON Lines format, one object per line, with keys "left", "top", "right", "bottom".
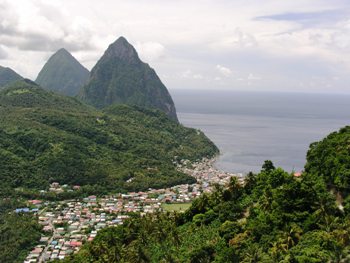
{"left": 171, "top": 89, "right": 350, "bottom": 173}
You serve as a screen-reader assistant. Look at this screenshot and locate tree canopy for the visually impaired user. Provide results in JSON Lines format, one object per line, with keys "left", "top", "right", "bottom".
{"left": 65, "top": 160, "right": 350, "bottom": 262}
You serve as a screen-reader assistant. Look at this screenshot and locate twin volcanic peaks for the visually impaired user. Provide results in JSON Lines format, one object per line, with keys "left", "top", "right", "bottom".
{"left": 33, "top": 36, "right": 178, "bottom": 121}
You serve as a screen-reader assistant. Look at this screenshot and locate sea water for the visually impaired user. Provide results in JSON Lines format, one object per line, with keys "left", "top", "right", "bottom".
{"left": 171, "top": 89, "right": 350, "bottom": 174}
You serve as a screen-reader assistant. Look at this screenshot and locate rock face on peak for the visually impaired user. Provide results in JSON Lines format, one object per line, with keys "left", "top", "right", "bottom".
{"left": 79, "top": 37, "right": 178, "bottom": 121}
{"left": 104, "top": 36, "right": 141, "bottom": 64}
{"left": 36, "top": 48, "right": 89, "bottom": 96}
{"left": 0, "top": 66, "right": 23, "bottom": 87}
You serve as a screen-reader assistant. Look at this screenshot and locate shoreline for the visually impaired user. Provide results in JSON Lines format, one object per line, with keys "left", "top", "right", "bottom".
{"left": 177, "top": 156, "right": 245, "bottom": 191}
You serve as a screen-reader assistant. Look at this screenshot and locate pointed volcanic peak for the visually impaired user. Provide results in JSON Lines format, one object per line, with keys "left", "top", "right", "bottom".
{"left": 36, "top": 48, "right": 89, "bottom": 97}
{"left": 104, "top": 36, "right": 141, "bottom": 64}
{"left": 79, "top": 36, "right": 178, "bottom": 121}
{"left": 0, "top": 65, "right": 23, "bottom": 87}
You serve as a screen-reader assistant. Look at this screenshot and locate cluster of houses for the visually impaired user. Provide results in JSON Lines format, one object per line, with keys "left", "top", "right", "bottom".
{"left": 178, "top": 158, "right": 245, "bottom": 188}
{"left": 23, "top": 158, "right": 241, "bottom": 262}
{"left": 37, "top": 182, "right": 81, "bottom": 194}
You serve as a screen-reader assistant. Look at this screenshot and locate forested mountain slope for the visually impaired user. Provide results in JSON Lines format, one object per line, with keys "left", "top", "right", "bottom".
{"left": 0, "top": 79, "right": 218, "bottom": 195}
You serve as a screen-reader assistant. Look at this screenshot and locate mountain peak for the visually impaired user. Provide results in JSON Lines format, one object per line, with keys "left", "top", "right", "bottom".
{"left": 0, "top": 65, "right": 23, "bottom": 87}
{"left": 105, "top": 36, "right": 140, "bottom": 63}
{"left": 36, "top": 48, "right": 89, "bottom": 96}
{"left": 80, "top": 36, "right": 178, "bottom": 121}
{"left": 55, "top": 48, "right": 71, "bottom": 56}
{"left": 114, "top": 36, "right": 128, "bottom": 44}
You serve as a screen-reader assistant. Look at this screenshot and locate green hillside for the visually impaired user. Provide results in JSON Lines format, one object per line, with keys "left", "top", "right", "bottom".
{"left": 305, "top": 126, "right": 350, "bottom": 194}
{"left": 0, "top": 79, "right": 86, "bottom": 110}
{"left": 0, "top": 80, "right": 218, "bottom": 195}
{"left": 0, "top": 199, "right": 42, "bottom": 263}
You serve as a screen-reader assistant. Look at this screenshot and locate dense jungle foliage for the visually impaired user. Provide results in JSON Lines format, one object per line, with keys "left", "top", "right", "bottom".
{"left": 0, "top": 198, "right": 42, "bottom": 263}
{"left": 0, "top": 80, "right": 218, "bottom": 197}
{"left": 65, "top": 160, "right": 350, "bottom": 262}
{"left": 305, "top": 126, "right": 350, "bottom": 196}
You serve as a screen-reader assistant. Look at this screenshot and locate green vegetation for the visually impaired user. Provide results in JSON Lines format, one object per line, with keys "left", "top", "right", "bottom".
{"left": 36, "top": 48, "right": 89, "bottom": 96}
{"left": 305, "top": 126, "right": 350, "bottom": 195}
{"left": 80, "top": 37, "right": 178, "bottom": 121}
{"left": 161, "top": 203, "right": 192, "bottom": 212}
{"left": 0, "top": 79, "right": 218, "bottom": 197}
{"left": 65, "top": 127, "right": 350, "bottom": 263}
{"left": 0, "top": 199, "right": 42, "bottom": 263}
{"left": 0, "top": 65, "right": 23, "bottom": 87}
{"left": 65, "top": 161, "right": 350, "bottom": 262}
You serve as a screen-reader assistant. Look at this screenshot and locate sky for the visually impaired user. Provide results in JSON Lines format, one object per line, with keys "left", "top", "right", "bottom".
{"left": 1, "top": 0, "right": 350, "bottom": 93}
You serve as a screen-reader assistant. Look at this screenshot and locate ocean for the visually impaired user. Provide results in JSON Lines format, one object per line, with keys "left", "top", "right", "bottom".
{"left": 171, "top": 89, "right": 350, "bottom": 174}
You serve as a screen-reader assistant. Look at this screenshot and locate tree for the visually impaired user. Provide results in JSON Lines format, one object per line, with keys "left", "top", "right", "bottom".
{"left": 261, "top": 160, "right": 275, "bottom": 173}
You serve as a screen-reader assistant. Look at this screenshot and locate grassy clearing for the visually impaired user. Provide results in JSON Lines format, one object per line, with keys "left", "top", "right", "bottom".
{"left": 161, "top": 202, "right": 192, "bottom": 212}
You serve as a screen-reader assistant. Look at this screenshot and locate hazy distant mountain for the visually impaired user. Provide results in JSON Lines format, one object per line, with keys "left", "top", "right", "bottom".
{"left": 0, "top": 66, "right": 23, "bottom": 87}
{"left": 36, "top": 48, "right": 89, "bottom": 96}
{"left": 79, "top": 37, "right": 178, "bottom": 121}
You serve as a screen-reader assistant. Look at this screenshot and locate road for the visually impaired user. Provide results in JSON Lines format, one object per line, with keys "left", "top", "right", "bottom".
{"left": 38, "top": 212, "right": 56, "bottom": 263}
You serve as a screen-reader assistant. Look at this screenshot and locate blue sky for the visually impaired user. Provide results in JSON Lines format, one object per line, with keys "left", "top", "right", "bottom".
{"left": 1, "top": 0, "right": 350, "bottom": 93}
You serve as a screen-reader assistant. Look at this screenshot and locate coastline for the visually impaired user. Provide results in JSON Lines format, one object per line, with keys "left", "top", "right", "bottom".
{"left": 177, "top": 156, "right": 245, "bottom": 191}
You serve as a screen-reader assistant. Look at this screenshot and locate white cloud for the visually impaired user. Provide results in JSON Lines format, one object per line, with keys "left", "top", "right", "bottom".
{"left": 248, "top": 73, "right": 261, "bottom": 80}
{"left": 212, "top": 28, "right": 257, "bottom": 50}
{"left": 0, "top": 0, "right": 349, "bottom": 92}
{"left": 193, "top": 74, "right": 203, "bottom": 80}
{"left": 216, "top": 65, "right": 232, "bottom": 77}
{"left": 0, "top": 1, "right": 96, "bottom": 52}
{"left": 135, "top": 41, "right": 165, "bottom": 62}
{"left": 180, "top": 69, "right": 204, "bottom": 80}
{"left": 0, "top": 46, "right": 8, "bottom": 59}
{"left": 180, "top": 69, "right": 192, "bottom": 79}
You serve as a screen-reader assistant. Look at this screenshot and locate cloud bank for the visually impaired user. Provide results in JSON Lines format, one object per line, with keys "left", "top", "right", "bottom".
{"left": 1, "top": 0, "right": 350, "bottom": 93}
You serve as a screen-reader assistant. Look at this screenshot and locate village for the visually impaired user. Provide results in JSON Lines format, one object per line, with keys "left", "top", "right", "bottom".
{"left": 23, "top": 158, "right": 243, "bottom": 262}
